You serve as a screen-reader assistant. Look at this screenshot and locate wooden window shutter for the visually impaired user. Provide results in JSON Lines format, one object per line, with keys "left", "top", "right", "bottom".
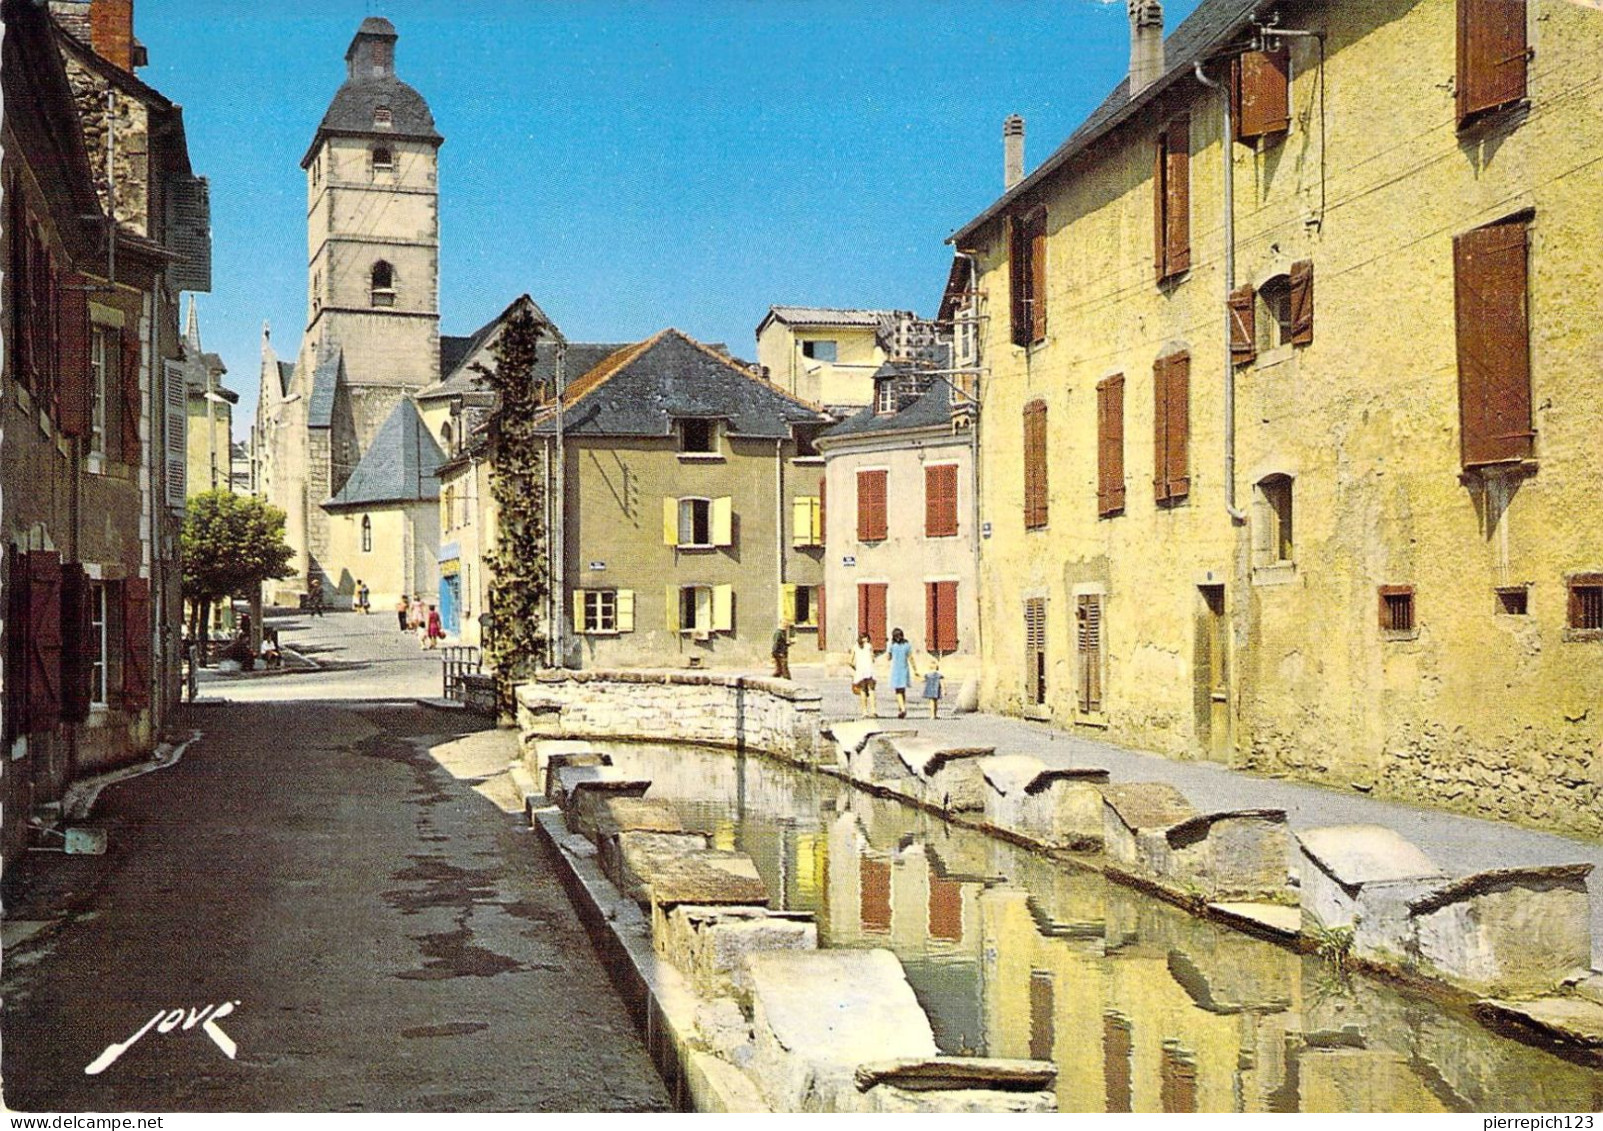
{"left": 1289, "top": 260, "right": 1314, "bottom": 345}
{"left": 25, "top": 551, "right": 64, "bottom": 732}
{"left": 61, "top": 564, "right": 94, "bottom": 724}
{"left": 926, "top": 582, "right": 938, "bottom": 654}
{"left": 928, "top": 863, "right": 963, "bottom": 942}
{"left": 1166, "top": 352, "right": 1191, "bottom": 499}
{"left": 616, "top": 589, "right": 635, "bottom": 633}
{"left": 1098, "top": 375, "right": 1126, "bottom": 516}
{"left": 121, "top": 577, "right": 152, "bottom": 712}
{"left": 857, "top": 583, "right": 887, "bottom": 652}
{"left": 1153, "top": 131, "right": 1168, "bottom": 280}
{"left": 925, "top": 464, "right": 958, "bottom": 538}
{"left": 817, "top": 582, "right": 826, "bottom": 651}
{"left": 857, "top": 470, "right": 887, "bottom": 541}
{"left": 59, "top": 273, "right": 92, "bottom": 437}
{"left": 1077, "top": 594, "right": 1104, "bottom": 713}
{"left": 1023, "top": 401, "right": 1048, "bottom": 529}
{"left": 1229, "top": 285, "right": 1257, "bottom": 364}
{"left": 818, "top": 477, "right": 826, "bottom": 545}
{"left": 860, "top": 856, "right": 891, "bottom": 932}
{"left": 1028, "top": 211, "right": 1048, "bottom": 343}
{"left": 1160, "top": 117, "right": 1191, "bottom": 279}
{"left": 163, "top": 360, "right": 187, "bottom": 509}
{"left": 1453, "top": 218, "right": 1533, "bottom": 467}
{"left": 1008, "top": 214, "right": 1028, "bottom": 347}
{"left": 1457, "top": 0, "right": 1527, "bottom": 124}
{"left": 1234, "top": 47, "right": 1291, "bottom": 141}
{"left": 120, "top": 334, "right": 142, "bottom": 464}
{"left": 1153, "top": 356, "right": 1170, "bottom": 501}
{"left": 936, "top": 581, "right": 958, "bottom": 653}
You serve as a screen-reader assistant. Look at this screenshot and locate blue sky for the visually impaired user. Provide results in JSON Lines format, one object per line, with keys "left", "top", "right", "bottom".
{"left": 134, "top": 0, "right": 1203, "bottom": 427}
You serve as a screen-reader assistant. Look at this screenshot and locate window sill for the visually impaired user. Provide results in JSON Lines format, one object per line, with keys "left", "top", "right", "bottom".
{"left": 791, "top": 542, "right": 823, "bottom": 551}
{"left": 791, "top": 623, "right": 818, "bottom": 632}
{"left": 1460, "top": 458, "right": 1538, "bottom": 485}
{"left": 1256, "top": 343, "right": 1295, "bottom": 368}
{"left": 581, "top": 629, "right": 623, "bottom": 637}
{"left": 1381, "top": 628, "right": 1420, "bottom": 643}
{"left": 925, "top": 531, "right": 960, "bottom": 541}
{"left": 1023, "top": 705, "right": 1051, "bottom": 722}
{"left": 1563, "top": 629, "right": 1603, "bottom": 644}
{"left": 1252, "top": 562, "right": 1297, "bottom": 587}
{"left": 677, "top": 452, "right": 725, "bottom": 463}
{"left": 676, "top": 543, "right": 719, "bottom": 552}
{"left": 1457, "top": 98, "right": 1530, "bottom": 139}
{"left": 1074, "top": 713, "right": 1109, "bottom": 730}
{"left": 790, "top": 456, "right": 825, "bottom": 467}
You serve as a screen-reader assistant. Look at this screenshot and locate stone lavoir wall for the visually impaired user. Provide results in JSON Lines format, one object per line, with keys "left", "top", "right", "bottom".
{"left": 516, "top": 670, "right": 823, "bottom": 763}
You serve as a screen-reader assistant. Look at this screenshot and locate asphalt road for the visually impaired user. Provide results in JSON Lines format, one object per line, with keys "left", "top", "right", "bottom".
{"left": 2, "top": 623, "right": 671, "bottom": 1112}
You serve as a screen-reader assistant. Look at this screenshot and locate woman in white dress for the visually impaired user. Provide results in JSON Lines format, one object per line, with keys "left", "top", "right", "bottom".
{"left": 852, "top": 634, "right": 878, "bottom": 717}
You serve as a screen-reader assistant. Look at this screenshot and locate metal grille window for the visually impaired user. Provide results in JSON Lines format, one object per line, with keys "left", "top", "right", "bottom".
{"left": 1495, "top": 586, "right": 1529, "bottom": 616}
{"left": 1025, "top": 597, "right": 1047, "bottom": 706}
{"left": 1567, "top": 575, "right": 1603, "bottom": 639}
{"left": 1380, "top": 585, "right": 1416, "bottom": 635}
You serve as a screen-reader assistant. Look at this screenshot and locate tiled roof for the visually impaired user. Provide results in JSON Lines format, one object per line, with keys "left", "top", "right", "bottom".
{"left": 951, "top": 0, "right": 1261, "bottom": 245}
{"left": 324, "top": 398, "right": 444, "bottom": 508}
{"left": 759, "top": 306, "right": 899, "bottom": 334}
{"left": 307, "top": 348, "right": 341, "bottom": 429}
{"left": 818, "top": 375, "right": 957, "bottom": 443}
{"left": 532, "top": 329, "right": 829, "bottom": 440}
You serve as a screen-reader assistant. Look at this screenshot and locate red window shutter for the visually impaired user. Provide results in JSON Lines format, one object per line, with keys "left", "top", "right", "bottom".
{"left": 860, "top": 856, "right": 891, "bottom": 932}
{"left": 925, "top": 582, "right": 937, "bottom": 652}
{"left": 58, "top": 272, "right": 92, "bottom": 437}
{"left": 60, "top": 564, "right": 94, "bottom": 724}
{"left": 1235, "top": 47, "right": 1291, "bottom": 141}
{"left": 869, "top": 584, "right": 887, "bottom": 652}
{"left": 817, "top": 582, "right": 826, "bottom": 651}
{"left": 936, "top": 581, "right": 958, "bottom": 653}
{"left": 25, "top": 551, "right": 64, "bottom": 733}
{"left": 1024, "top": 401, "right": 1048, "bottom": 529}
{"left": 1457, "top": 0, "right": 1527, "bottom": 124}
{"left": 1289, "top": 260, "right": 1314, "bottom": 346}
{"left": 1164, "top": 117, "right": 1191, "bottom": 278}
{"left": 1028, "top": 211, "right": 1048, "bottom": 343}
{"left": 120, "top": 334, "right": 142, "bottom": 464}
{"left": 1098, "top": 375, "right": 1126, "bottom": 516}
{"left": 1153, "top": 356, "right": 1170, "bottom": 501}
{"left": 1166, "top": 352, "right": 1191, "bottom": 499}
{"left": 925, "top": 464, "right": 958, "bottom": 538}
{"left": 928, "top": 863, "right": 963, "bottom": 942}
{"left": 856, "top": 469, "right": 885, "bottom": 541}
{"left": 1229, "top": 284, "right": 1257, "bottom": 364}
{"left": 122, "top": 577, "right": 152, "bottom": 712}
{"left": 1453, "top": 219, "right": 1533, "bottom": 468}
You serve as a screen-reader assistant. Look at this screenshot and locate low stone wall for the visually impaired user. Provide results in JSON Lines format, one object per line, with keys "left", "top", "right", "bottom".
{"left": 516, "top": 669, "right": 823, "bottom": 763}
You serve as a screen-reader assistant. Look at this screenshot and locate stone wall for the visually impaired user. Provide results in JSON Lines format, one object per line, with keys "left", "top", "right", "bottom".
{"left": 516, "top": 669, "right": 823, "bottom": 763}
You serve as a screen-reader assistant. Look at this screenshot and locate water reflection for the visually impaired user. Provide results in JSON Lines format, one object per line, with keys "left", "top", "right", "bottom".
{"left": 598, "top": 743, "right": 1603, "bottom": 1113}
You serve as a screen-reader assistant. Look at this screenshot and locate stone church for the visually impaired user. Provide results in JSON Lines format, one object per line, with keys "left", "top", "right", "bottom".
{"left": 254, "top": 17, "right": 446, "bottom": 609}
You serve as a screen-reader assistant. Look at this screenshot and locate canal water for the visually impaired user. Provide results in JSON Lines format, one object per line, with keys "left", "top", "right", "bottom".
{"left": 597, "top": 741, "right": 1603, "bottom": 1114}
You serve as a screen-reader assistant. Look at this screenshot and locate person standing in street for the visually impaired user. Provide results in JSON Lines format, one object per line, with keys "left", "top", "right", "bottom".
{"left": 887, "top": 627, "right": 919, "bottom": 719}
{"left": 396, "top": 595, "right": 410, "bottom": 631}
{"left": 356, "top": 580, "right": 370, "bottom": 614}
{"left": 308, "top": 577, "right": 325, "bottom": 617}
{"left": 771, "top": 626, "right": 791, "bottom": 679}
{"left": 424, "top": 604, "right": 444, "bottom": 650}
{"left": 852, "top": 633, "right": 878, "bottom": 717}
{"left": 923, "top": 658, "right": 944, "bottom": 719}
{"left": 408, "top": 595, "right": 425, "bottom": 636}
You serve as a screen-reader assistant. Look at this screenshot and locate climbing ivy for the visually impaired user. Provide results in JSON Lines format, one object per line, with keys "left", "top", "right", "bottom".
{"left": 482, "top": 306, "right": 550, "bottom": 707}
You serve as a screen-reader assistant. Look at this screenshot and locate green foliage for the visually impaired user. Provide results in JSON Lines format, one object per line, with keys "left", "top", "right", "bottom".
{"left": 180, "top": 489, "right": 294, "bottom": 607}
{"left": 482, "top": 306, "right": 550, "bottom": 703}
{"left": 1310, "top": 922, "right": 1356, "bottom": 976}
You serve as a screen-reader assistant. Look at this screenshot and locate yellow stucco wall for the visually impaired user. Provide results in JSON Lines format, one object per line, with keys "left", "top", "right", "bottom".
{"left": 184, "top": 394, "right": 231, "bottom": 495}
{"left": 756, "top": 321, "right": 885, "bottom": 408}
{"left": 971, "top": 0, "right": 1603, "bottom": 835}
{"left": 324, "top": 502, "right": 439, "bottom": 613}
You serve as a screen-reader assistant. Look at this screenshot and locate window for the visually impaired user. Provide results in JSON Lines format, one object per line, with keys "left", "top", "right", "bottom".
{"left": 875, "top": 380, "right": 899, "bottom": 416}
{"left": 856, "top": 470, "right": 887, "bottom": 542}
{"left": 1025, "top": 597, "right": 1047, "bottom": 706}
{"left": 442, "top": 487, "right": 454, "bottom": 532}
{"left": 440, "top": 421, "right": 452, "bottom": 450}
{"left": 1258, "top": 276, "right": 1292, "bottom": 351}
{"left": 371, "top": 261, "right": 395, "bottom": 307}
{"left": 800, "top": 339, "right": 837, "bottom": 362}
{"left": 1009, "top": 207, "right": 1047, "bottom": 346}
{"left": 1380, "top": 585, "right": 1416, "bottom": 635}
{"left": 374, "top": 105, "right": 394, "bottom": 129}
{"left": 372, "top": 146, "right": 394, "bottom": 172}
{"left": 1454, "top": 215, "right": 1532, "bottom": 470}
{"left": 90, "top": 325, "right": 117, "bottom": 456}
{"left": 678, "top": 418, "right": 718, "bottom": 454}
{"left": 1567, "top": 574, "right": 1603, "bottom": 641}
{"left": 668, "top": 584, "right": 732, "bottom": 638}
{"left": 1496, "top": 586, "right": 1529, "bottom": 616}
{"left": 664, "top": 496, "right": 733, "bottom": 548}
{"left": 924, "top": 464, "right": 958, "bottom": 538}
{"left": 1097, "top": 376, "right": 1126, "bottom": 517}
{"left": 575, "top": 589, "right": 636, "bottom": 635}
{"left": 1230, "top": 45, "right": 1290, "bottom": 143}
{"left": 780, "top": 583, "right": 818, "bottom": 629}
{"left": 1256, "top": 475, "right": 1294, "bottom": 564}
{"left": 1153, "top": 353, "right": 1190, "bottom": 503}
{"left": 1154, "top": 116, "right": 1191, "bottom": 282}
{"left": 925, "top": 580, "right": 958, "bottom": 654}
{"left": 89, "top": 581, "right": 107, "bottom": 706}
{"left": 1458, "top": 0, "right": 1527, "bottom": 125}
{"left": 857, "top": 582, "right": 887, "bottom": 651}
{"left": 361, "top": 514, "right": 372, "bottom": 552}
{"left": 311, "top": 158, "right": 320, "bottom": 187}
{"left": 1023, "top": 400, "right": 1048, "bottom": 529}
{"left": 792, "top": 495, "right": 822, "bottom": 547}
{"left": 1076, "top": 593, "right": 1104, "bottom": 713}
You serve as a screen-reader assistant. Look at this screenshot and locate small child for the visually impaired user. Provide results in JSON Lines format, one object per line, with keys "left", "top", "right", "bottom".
{"left": 922, "top": 661, "right": 944, "bottom": 719}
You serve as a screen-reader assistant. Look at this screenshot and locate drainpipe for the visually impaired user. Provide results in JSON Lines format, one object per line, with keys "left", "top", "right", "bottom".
{"left": 775, "top": 437, "right": 785, "bottom": 634}
{"left": 1193, "top": 61, "right": 1247, "bottom": 524}
{"left": 552, "top": 340, "right": 567, "bottom": 668}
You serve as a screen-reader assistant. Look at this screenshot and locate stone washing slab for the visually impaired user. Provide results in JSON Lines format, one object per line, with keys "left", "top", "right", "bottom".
{"left": 612, "top": 830, "right": 713, "bottom": 903}
{"left": 542, "top": 750, "right": 612, "bottom": 798}
{"left": 980, "top": 754, "right": 1052, "bottom": 798}
{"left": 529, "top": 738, "right": 597, "bottom": 778}
{"left": 551, "top": 763, "right": 649, "bottom": 810}
{"left": 982, "top": 756, "right": 1110, "bottom": 850}
{"left": 1298, "top": 825, "right": 1442, "bottom": 892}
{"left": 593, "top": 796, "right": 684, "bottom": 842}
{"left": 853, "top": 1057, "right": 1056, "bottom": 1093}
{"left": 1101, "top": 782, "right": 1199, "bottom": 832}
{"left": 1208, "top": 901, "right": 1302, "bottom": 939}
{"left": 660, "top": 904, "right": 817, "bottom": 1004}
{"left": 821, "top": 719, "right": 900, "bottom": 760}
{"left": 1475, "top": 996, "right": 1603, "bottom": 1058}
{"left": 861, "top": 1085, "right": 1057, "bottom": 1114}
{"left": 644, "top": 848, "right": 769, "bottom": 911}
{"left": 888, "top": 736, "right": 996, "bottom": 779}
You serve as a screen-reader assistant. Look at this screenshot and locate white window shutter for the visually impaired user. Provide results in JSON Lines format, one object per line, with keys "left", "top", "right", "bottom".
{"left": 712, "top": 584, "right": 734, "bottom": 633}
{"left": 711, "top": 497, "right": 733, "bottom": 547}
{"left": 617, "top": 589, "right": 635, "bottom": 633}
{"left": 163, "top": 360, "right": 187, "bottom": 510}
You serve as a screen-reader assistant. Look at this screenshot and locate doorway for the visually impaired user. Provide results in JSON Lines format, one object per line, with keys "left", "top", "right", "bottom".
{"left": 1196, "top": 584, "right": 1229, "bottom": 762}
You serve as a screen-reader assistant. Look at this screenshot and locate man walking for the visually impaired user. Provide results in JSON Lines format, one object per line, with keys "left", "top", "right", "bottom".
{"left": 771, "top": 625, "right": 791, "bottom": 680}
{"left": 308, "top": 577, "right": 326, "bottom": 618}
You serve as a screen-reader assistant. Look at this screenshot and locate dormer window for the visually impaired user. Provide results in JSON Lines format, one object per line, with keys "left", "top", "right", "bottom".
{"left": 876, "top": 379, "right": 899, "bottom": 416}
{"left": 374, "top": 106, "right": 393, "bottom": 129}
{"left": 371, "top": 260, "right": 395, "bottom": 308}
{"left": 801, "top": 339, "right": 837, "bottom": 362}
{"left": 678, "top": 418, "right": 719, "bottom": 455}
{"left": 372, "top": 146, "right": 394, "bottom": 172}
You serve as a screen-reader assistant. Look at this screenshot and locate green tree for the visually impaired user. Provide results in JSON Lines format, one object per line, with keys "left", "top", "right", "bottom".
{"left": 181, "top": 490, "right": 294, "bottom": 654}
{"left": 481, "top": 306, "right": 550, "bottom": 705}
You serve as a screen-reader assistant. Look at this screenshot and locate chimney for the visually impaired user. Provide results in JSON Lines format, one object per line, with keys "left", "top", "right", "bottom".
{"left": 1004, "top": 115, "right": 1025, "bottom": 190}
{"left": 1128, "top": 0, "right": 1165, "bottom": 97}
{"left": 89, "top": 0, "right": 135, "bottom": 71}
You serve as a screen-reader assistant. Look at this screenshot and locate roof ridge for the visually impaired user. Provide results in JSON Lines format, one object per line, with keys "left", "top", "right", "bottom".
{"left": 561, "top": 329, "right": 671, "bottom": 406}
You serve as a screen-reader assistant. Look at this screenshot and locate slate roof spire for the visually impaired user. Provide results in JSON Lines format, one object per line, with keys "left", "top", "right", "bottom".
{"left": 302, "top": 17, "right": 441, "bottom": 168}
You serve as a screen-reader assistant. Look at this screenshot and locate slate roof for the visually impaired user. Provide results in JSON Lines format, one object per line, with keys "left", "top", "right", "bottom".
{"left": 950, "top": 0, "right": 1261, "bottom": 245}
{"left": 532, "top": 329, "right": 828, "bottom": 440}
{"left": 301, "top": 20, "right": 441, "bottom": 168}
{"left": 276, "top": 360, "right": 295, "bottom": 398}
{"left": 308, "top": 348, "right": 341, "bottom": 429}
{"left": 324, "top": 398, "right": 444, "bottom": 509}
{"left": 818, "top": 375, "right": 957, "bottom": 444}
{"left": 438, "top": 335, "right": 475, "bottom": 381}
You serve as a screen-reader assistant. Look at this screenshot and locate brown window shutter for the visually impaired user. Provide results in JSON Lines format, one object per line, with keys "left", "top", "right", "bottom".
{"left": 860, "top": 856, "right": 891, "bottom": 932}
{"left": 25, "top": 551, "right": 64, "bottom": 733}
{"left": 925, "top": 582, "right": 938, "bottom": 653}
{"left": 1289, "top": 260, "right": 1314, "bottom": 345}
{"left": 59, "top": 273, "right": 92, "bottom": 437}
{"left": 1098, "top": 375, "right": 1126, "bottom": 516}
{"left": 1166, "top": 352, "right": 1191, "bottom": 499}
{"left": 1153, "top": 356, "right": 1170, "bottom": 501}
{"left": 937, "top": 581, "right": 958, "bottom": 653}
{"left": 122, "top": 577, "right": 152, "bottom": 712}
{"left": 817, "top": 582, "right": 826, "bottom": 651}
{"left": 1029, "top": 211, "right": 1048, "bottom": 343}
{"left": 60, "top": 564, "right": 93, "bottom": 724}
{"left": 857, "top": 469, "right": 887, "bottom": 541}
{"left": 1237, "top": 47, "right": 1291, "bottom": 141}
{"left": 1023, "top": 401, "right": 1048, "bottom": 529}
{"left": 1458, "top": 0, "right": 1527, "bottom": 124}
{"left": 869, "top": 584, "right": 887, "bottom": 652}
{"left": 1453, "top": 218, "right": 1533, "bottom": 468}
{"left": 1165, "top": 117, "right": 1191, "bottom": 277}
{"left": 120, "top": 334, "right": 142, "bottom": 464}
{"left": 1229, "top": 284, "right": 1257, "bottom": 364}
{"left": 925, "top": 464, "right": 958, "bottom": 537}
{"left": 1154, "top": 132, "right": 1168, "bottom": 280}
{"left": 928, "top": 864, "right": 963, "bottom": 942}
{"left": 1008, "top": 214, "right": 1028, "bottom": 347}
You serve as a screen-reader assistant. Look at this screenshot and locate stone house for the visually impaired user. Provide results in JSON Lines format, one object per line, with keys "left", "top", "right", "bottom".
{"left": 756, "top": 306, "right": 948, "bottom": 415}
{"left": 179, "top": 298, "right": 234, "bottom": 496}
{"left": 954, "top": 0, "right": 1603, "bottom": 834}
{"left": 2, "top": 0, "right": 208, "bottom": 863}
{"left": 814, "top": 368, "right": 980, "bottom": 687}
{"left": 522, "top": 329, "right": 832, "bottom": 670}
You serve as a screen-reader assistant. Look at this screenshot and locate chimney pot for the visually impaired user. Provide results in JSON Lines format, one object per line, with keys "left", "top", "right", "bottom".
{"left": 1004, "top": 114, "right": 1025, "bottom": 190}
{"left": 1128, "top": 0, "right": 1165, "bottom": 97}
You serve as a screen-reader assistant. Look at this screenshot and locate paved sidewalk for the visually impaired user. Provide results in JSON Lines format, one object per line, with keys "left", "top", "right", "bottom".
{"left": 195, "top": 611, "right": 450, "bottom": 702}
{"left": 776, "top": 661, "right": 1603, "bottom": 968}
